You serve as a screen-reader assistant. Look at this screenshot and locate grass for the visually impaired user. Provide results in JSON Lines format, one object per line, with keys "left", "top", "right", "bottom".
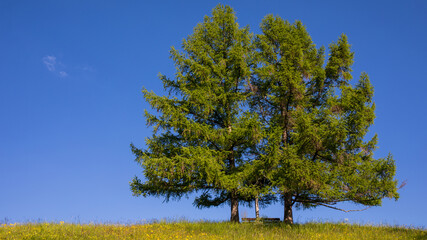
{"left": 1, "top": 221, "right": 425, "bottom": 240}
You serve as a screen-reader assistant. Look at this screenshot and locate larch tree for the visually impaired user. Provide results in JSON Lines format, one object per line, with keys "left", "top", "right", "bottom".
{"left": 250, "top": 15, "right": 399, "bottom": 224}
{"left": 130, "top": 5, "right": 261, "bottom": 222}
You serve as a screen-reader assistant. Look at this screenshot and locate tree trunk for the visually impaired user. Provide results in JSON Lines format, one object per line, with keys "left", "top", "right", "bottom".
{"left": 283, "top": 193, "right": 293, "bottom": 224}
{"left": 230, "top": 190, "right": 240, "bottom": 222}
{"left": 227, "top": 123, "right": 240, "bottom": 223}
{"left": 255, "top": 196, "right": 259, "bottom": 219}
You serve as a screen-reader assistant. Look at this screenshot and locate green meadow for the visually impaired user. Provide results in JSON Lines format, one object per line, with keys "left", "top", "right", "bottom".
{"left": 1, "top": 221, "right": 425, "bottom": 240}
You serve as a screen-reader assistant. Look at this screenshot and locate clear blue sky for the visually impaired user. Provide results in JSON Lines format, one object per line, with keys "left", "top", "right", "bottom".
{"left": 1, "top": 0, "right": 426, "bottom": 227}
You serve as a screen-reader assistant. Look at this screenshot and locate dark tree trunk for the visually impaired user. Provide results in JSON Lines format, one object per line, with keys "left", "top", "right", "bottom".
{"left": 283, "top": 193, "right": 293, "bottom": 224}
{"left": 227, "top": 123, "right": 239, "bottom": 223}
{"left": 231, "top": 190, "right": 240, "bottom": 222}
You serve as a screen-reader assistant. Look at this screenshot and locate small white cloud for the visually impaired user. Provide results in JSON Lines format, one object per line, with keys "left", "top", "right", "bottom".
{"left": 59, "top": 71, "right": 68, "bottom": 77}
{"left": 42, "top": 55, "right": 69, "bottom": 78}
{"left": 43, "top": 55, "right": 56, "bottom": 71}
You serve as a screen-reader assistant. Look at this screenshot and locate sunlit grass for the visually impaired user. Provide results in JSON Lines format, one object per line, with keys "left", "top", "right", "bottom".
{"left": 1, "top": 221, "right": 425, "bottom": 239}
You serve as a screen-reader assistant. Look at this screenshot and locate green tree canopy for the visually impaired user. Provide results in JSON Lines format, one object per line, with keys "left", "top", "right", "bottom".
{"left": 249, "top": 15, "right": 399, "bottom": 224}
{"left": 131, "top": 5, "right": 399, "bottom": 224}
{"left": 130, "top": 5, "right": 261, "bottom": 222}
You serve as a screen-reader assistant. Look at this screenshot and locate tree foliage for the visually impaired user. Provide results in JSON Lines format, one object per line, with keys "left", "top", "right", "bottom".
{"left": 131, "top": 5, "right": 399, "bottom": 224}
{"left": 131, "top": 5, "right": 261, "bottom": 222}
{"left": 249, "top": 15, "right": 398, "bottom": 223}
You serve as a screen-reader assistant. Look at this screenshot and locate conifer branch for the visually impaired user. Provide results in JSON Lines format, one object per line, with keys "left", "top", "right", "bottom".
{"left": 315, "top": 203, "right": 371, "bottom": 212}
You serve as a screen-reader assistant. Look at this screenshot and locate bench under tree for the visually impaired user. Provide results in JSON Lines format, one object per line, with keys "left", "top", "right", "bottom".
{"left": 241, "top": 218, "right": 281, "bottom": 223}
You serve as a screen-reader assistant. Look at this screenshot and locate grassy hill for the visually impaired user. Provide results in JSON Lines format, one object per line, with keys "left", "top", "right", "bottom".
{"left": 1, "top": 221, "right": 425, "bottom": 239}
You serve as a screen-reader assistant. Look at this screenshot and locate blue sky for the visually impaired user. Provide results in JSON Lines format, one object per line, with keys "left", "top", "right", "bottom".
{"left": 1, "top": 0, "right": 426, "bottom": 227}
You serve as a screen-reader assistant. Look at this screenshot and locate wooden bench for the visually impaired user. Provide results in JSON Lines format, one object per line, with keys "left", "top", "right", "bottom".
{"left": 241, "top": 218, "right": 281, "bottom": 223}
